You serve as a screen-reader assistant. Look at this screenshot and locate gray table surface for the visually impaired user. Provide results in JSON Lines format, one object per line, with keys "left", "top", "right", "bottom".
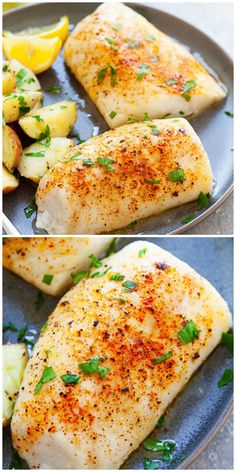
{"left": 147, "top": 2, "right": 233, "bottom": 236}
{"left": 146, "top": 3, "right": 233, "bottom": 467}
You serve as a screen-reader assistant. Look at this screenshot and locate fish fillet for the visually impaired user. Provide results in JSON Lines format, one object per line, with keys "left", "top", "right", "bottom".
{"left": 35, "top": 118, "right": 213, "bottom": 234}
{"left": 64, "top": 3, "right": 226, "bottom": 128}
{"left": 11, "top": 241, "right": 232, "bottom": 469}
{"left": 3, "top": 237, "right": 113, "bottom": 296}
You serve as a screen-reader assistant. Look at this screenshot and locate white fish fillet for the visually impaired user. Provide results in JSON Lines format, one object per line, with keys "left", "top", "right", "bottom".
{"left": 35, "top": 118, "right": 213, "bottom": 234}
{"left": 3, "top": 237, "right": 113, "bottom": 296}
{"left": 64, "top": 2, "right": 226, "bottom": 128}
{"left": 11, "top": 241, "right": 232, "bottom": 469}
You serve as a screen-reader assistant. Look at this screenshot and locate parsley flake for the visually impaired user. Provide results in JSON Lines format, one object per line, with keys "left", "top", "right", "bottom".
{"left": 34, "top": 366, "right": 56, "bottom": 394}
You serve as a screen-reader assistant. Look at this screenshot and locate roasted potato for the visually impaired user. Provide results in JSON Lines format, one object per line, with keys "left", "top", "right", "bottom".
{"left": 19, "top": 100, "right": 77, "bottom": 139}
{"left": 9, "top": 59, "right": 41, "bottom": 93}
{"left": 18, "top": 137, "right": 74, "bottom": 183}
{"left": 3, "top": 344, "right": 29, "bottom": 426}
{"left": 3, "top": 91, "right": 42, "bottom": 123}
{"left": 3, "top": 125, "right": 22, "bottom": 171}
{"left": 2, "top": 165, "right": 19, "bottom": 193}
{"left": 3, "top": 62, "right": 16, "bottom": 95}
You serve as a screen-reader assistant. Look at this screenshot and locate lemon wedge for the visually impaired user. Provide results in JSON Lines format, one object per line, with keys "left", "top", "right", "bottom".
{"left": 3, "top": 16, "right": 69, "bottom": 43}
{"left": 3, "top": 36, "right": 62, "bottom": 74}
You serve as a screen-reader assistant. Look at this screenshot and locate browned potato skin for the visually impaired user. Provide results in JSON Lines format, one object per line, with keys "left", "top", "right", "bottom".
{"left": 3, "top": 125, "right": 23, "bottom": 172}
{"left": 2, "top": 165, "right": 19, "bottom": 194}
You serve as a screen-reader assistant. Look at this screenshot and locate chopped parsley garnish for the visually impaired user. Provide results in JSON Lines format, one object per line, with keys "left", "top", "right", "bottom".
{"left": 144, "top": 457, "right": 161, "bottom": 469}
{"left": 127, "top": 39, "right": 141, "bottom": 49}
{"left": 137, "top": 64, "right": 150, "bottom": 80}
{"left": 98, "top": 67, "right": 108, "bottom": 83}
{"left": 89, "top": 254, "right": 102, "bottom": 268}
{"left": 91, "top": 266, "right": 111, "bottom": 278}
{"left": 144, "top": 178, "right": 160, "bottom": 184}
{"left": 144, "top": 35, "right": 155, "bottom": 41}
{"left": 139, "top": 248, "right": 147, "bottom": 257}
{"left": 24, "top": 339, "right": 35, "bottom": 348}
{"left": 225, "top": 111, "right": 233, "bottom": 118}
{"left": 109, "top": 110, "right": 117, "bottom": 119}
{"left": 221, "top": 331, "right": 233, "bottom": 352}
{"left": 128, "top": 220, "right": 137, "bottom": 228}
{"left": 18, "top": 95, "right": 30, "bottom": 116}
{"left": 151, "top": 128, "right": 161, "bottom": 135}
{"left": 166, "top": 79, "right": 176, "bottom": 85}
{"left": 42, "top": 274, "right": 54, "bottom": 285}
{"left": 156, "top": 414, "right": 165, "bottom": 428}
{"left": 110, "top": 273, "right": 125, "bottom": 281}
{"left": 3, "top": 321, "right": 18, "bottom": 332}
{"left": 69, "top": 132, "right": 85, "bottom": 145}
{"left": 145, "top": 457, "right": 162, "bottom": 470}
{"left": 144, "top": 438, "right": 176, "bottom": 453}
{"left": 122, "top": 280, "right": 138, "bottom": 292}
{"left": 198, "top": 191, "right": 209, "bottom": 208}
{"left": 24, "top": 198, "right": 37, "bottom": 218}
{"left": 179, "top": 110, "right": 185, "bottom": 115}
{"left": 177, "top": 320, "right": 199, "bottom": 345}
{"left": 83, "top": 158, "right": 94, "bottom": 167}
{"left": 71, "top": 271, "right": 86, "bottom": 284}
{"left": 45, "top": 85, "right": 61, "bottom": 94}
{"left": 112, "top": 22, "right": 122, "bottom": 31}
{"left": 114, "top": 297, "right": 126, "bottom": 304}
{"left": 37, "top": 124, "right": 51, "bottom": 142}
{"left": 61, "top": 374, "right": 81, "bottom": 384}
{"left": 217, "top": 368, "right": 233, "bottom": 387}
{"left": 40, "top": 321, "right": 48, "bottom": 333}
{"left": 16, "top": 68, "right": 27, "bottom": 88}
{"left": 10, "top": 449, "right": 23, "bottom": 469}
{"left": 110, "top": 65, "right": 117, "bottom": 86}
{"left": 17, "top": 325, "right": 28, "bottom": 341}
{"left": 36, "top": 291, "right": 44, "bottom": 311}
{"left": 153, "top": 351, "right": 173, "bottom": 364}
{"left": 25, "top": 151, "right": 45, "bottom": 157}
{"left": 97, "top": 156, "right": 115, "bottom": 171}
{"left": 105, "top": 37, "right": 117, "bottom": 50}
{"left": 33, "top": 115, "right": 44, "bottom": 122}
{"left": 79, "top": 357, "right": 110, "bottom": 378}
{"left": 143, "top": 112, "right": 150, "bottom": 121}
{"left": 169, "top": 168, "right": 185, "bottom": 183}
{"left": 107, "top": 237, "right": 118, "bottom": 256}
{"left": 34, "top": 366, "right": 56, "bottom": 394}
{"left": 182, "top": 79, "right": 197, "bottom": 101}
{"left": 181, "top": 214, "right": 196, "bottom": 224}
{"left": 150, "top": 56, "right": 158, "bottom": 63}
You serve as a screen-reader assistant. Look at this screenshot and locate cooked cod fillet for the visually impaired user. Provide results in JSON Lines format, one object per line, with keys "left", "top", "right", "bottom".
{"left": 64, "top": 3, "right": 226, "bottom": 128}
{"left": 11, "top": 241, "right": 232, "bottom": 469}
{"left": 3, "top": 237, "right": 113, "bottom": 296}
{"left": 35, "top": 118, "right": 213, "bottom": 235}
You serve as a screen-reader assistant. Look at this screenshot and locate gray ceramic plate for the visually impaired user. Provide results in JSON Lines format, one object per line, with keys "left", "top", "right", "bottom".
{"left": 2, "top": 2, "right": 234, "bottom": 235}
{"left": 3, "top": 237, "right": 233, "bottom": 469}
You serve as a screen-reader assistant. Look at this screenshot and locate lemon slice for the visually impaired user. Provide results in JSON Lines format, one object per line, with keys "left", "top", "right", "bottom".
{"left": 3, "top": 16, "right": 69, "bottom": 43}
{"left": 3, "top": 36, "right": 62, "bottom": 74}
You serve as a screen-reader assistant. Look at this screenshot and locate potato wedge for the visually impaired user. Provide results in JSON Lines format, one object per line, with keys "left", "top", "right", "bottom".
{"left": 2, "top": 165, "right": 19, "bottom": 193}
{"left": 9, "top": 59, "right": 41, "bottom": 93}
{"left": 3, "top": 125, "right": 23, "bottom": 171}
{"left": 18, "top": 137, "right": 74, "bottom": 183}
{"left": 3, "top": 63, "right": 16, "bottom": 94}
{"left": 3, "top": 91, "right": 42, "bottom": 123}
{"left": 19, "top": 100, "right": 77, "bottom": 139}
{"left": 3, "top": 344, "right": 29, "bottom": 426}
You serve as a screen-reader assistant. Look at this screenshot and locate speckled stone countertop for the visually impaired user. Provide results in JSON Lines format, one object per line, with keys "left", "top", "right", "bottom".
{"left": 146, "top": 3, "right": 233, "bottom": 468}
{"left": 147, "top": 2, "right": 233, "bottom": 236}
